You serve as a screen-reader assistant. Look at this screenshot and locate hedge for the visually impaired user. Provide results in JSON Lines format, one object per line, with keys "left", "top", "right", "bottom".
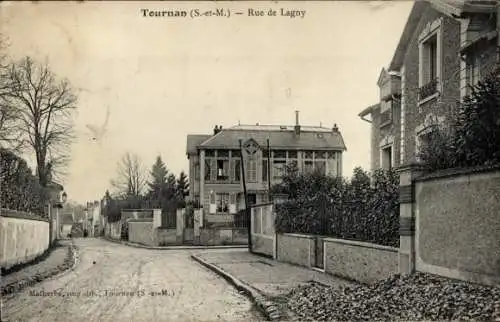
{"left": 273, "top": 167, "right": 400, "bottom": 247}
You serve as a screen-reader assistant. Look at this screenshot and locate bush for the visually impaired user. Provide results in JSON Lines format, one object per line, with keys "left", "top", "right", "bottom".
{"left": 419, "top": 67, "right": 500, "bottom": 170}
{"left": 274, "top": 166, "right": 400, "bottom": 247}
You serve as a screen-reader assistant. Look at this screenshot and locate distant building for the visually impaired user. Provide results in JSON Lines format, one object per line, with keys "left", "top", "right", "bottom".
{"left": 186, "top": 112, "right": 347, "bottom": 223}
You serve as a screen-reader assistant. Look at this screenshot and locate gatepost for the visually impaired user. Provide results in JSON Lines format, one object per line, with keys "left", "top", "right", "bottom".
{"left": 193, "top": 209, "right": 202, "bottom": 245}
{"left": 397, "top": 163, "right": 426, "bottom": 275}
{"left": 176, "top": 208, "right": 184, "bottom": 244}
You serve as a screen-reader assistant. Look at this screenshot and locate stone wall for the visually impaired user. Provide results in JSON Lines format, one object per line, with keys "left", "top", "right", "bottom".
{"left": 277, "top": 233, "right": 315, "bottom": 268}
{"left": 324, "top": 238, "right": 399, "bottom": 284}
{"left": 156, "top": 228, "right": 177, "bottom": 246}
{"left": 199, "top": 228, "right": 248, "bottom": 246}
{"left": 106, "top": 221, "right": 121, "bottom": 240}
{"left": 128, "top": 219, "right": 154, "bottom": 246}
{"left": 251, "top": 235, "right": 274, "bottom": 257}
{"left": 415, "top": 168, "right": 500, "bottom": 287}
{"left": 0, "top": 210, "right": 50, "bottom": 270}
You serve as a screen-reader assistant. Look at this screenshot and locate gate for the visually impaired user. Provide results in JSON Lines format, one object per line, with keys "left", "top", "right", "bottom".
{"left": 312, "top": 197, "right": 330, "bottom": 270}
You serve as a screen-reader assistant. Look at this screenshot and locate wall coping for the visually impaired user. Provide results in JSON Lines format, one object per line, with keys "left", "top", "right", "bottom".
{"left": 0, "top": 208, "right": 49, "bottom": 223}
{"left": 128, "top": 218, "right": 153, "bottom": 223}
{"left": 250, "top": 202, "right": 274, "bottom": 209}
{"left": 414, "top": 164, "right": 500, "bottom": 182}
{"left": 280, "top": 233, "right": 316, "bottom": 240}
{"left": 323, "top": 237, "right": 399, "bottom": 252}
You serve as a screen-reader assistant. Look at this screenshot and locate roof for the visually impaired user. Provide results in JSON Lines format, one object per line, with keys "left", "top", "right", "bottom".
{"left": 194, "top": 125, "right": 346, "bottom": 151}
{"left": 186, "top": 134, "right": 212, "bottom": 155}
{"left": 358, "top": 103, "right": 381, "bottom": 118}
{"left": 388, "top": 0, "right": 497, "bottom": 71}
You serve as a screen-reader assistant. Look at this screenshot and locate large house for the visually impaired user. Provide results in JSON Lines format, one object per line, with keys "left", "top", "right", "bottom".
{"left": 186, "top": 112, "right": 347, "bottom": 222}
{"left": 359, "top": 0, "right": 499, "bottom": 172}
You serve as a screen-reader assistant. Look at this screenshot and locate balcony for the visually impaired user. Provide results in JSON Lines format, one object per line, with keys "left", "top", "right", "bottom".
{"left": 418, "top": 78, "right": 439, "bottom": 102}
{"left": 379, "top": 108, "right": 393, "bottom": 128}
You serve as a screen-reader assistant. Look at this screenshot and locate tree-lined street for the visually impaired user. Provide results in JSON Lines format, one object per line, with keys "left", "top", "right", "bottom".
{"left": 2, "top": 239, "right": 263, "bottom": 322}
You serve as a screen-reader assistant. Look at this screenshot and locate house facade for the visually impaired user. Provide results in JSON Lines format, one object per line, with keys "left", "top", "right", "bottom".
{"left": 359, "top": 0, "right": 499, "bottom": 172}
{"left": 186, "top": 112, "right": 347, "bottom": 222}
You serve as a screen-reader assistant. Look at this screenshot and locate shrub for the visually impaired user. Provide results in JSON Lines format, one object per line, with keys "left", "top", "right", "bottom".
{"left": 419, "top": 66, "right": 500, "bottom": 171}
{"left": 274, "top": 167, "right": 400, "bottom": 247}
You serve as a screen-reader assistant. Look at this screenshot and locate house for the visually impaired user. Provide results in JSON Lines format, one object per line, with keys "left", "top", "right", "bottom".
{"left": 186, "top": 111, "right": 347, "bottom": 223}
{"left": 359, "top": 0, "right": 499, "bottom": 171}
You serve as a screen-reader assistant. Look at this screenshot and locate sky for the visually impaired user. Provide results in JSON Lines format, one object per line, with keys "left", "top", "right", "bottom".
{"left": 1, "top": 1, "right": 413, "bottom": 204}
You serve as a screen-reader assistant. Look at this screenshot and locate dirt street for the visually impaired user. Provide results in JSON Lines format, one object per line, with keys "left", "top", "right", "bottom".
{"left": 1, "top": 239, "right": 263, "bottom": 322}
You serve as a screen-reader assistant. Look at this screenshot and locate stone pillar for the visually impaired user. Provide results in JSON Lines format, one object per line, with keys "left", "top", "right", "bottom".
{"left": 397, "top": 163, "right": 425, "bottom": 276}
{"left": 153, "top": 209, "right": 162, "bottom": 228}
{"left": 176, "top": 208, "right": 184, "bottom": 244}
{"left": 193, "top": 209, "right": 202, "bottom": 245}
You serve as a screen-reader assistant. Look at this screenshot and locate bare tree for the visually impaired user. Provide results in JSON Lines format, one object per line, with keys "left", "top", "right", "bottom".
{"left": 3, "top": 56, "right": 77, "bottom": 186}
{"left": 0, "top": 34, "right": 23, "bottom": 151}
{"left": 111, "top": 152, "right": 147, "bottom": 197}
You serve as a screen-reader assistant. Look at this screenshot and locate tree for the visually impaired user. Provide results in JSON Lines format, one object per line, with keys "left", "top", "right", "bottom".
{"left": 2, "top": 56, "right": 78, "bottom": 186}
{"left": 176, "top": 171, "right": 189, "bottom": 207}
{"left": 111, "top": 152, "right": 146, "bottom": 197}
{"left": 0, "top": 34, "right": 22, "bottom": 151}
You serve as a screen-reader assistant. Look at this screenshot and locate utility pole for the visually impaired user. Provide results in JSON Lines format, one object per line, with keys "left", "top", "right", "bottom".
{"left": 267, "top": 137, "right": 271, "bottom": 200}
{"left": 239, "top": 139, "right": 252, "bottom": 251}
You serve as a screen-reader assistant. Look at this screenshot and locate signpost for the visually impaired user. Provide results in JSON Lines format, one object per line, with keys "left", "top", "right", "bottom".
{"left": 239, "top": 139, "right": 252, "bottom": 251}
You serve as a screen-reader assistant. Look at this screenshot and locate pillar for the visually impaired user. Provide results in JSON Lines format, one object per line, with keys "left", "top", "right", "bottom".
{"left": 397, "top": 163, "right": 425, "bottom": 275}
{"left": 193, "top": 209, "right": 202, "bottom": 245}
{"left": 176, "top": 208, "right": 184, "bottom": 244}
{"left": 153, "top": 209, "right": 161, "bottom": 228}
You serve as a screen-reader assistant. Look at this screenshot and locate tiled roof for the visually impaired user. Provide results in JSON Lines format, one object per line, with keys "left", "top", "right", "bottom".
{"left": 197, "top": 126, "right": 346, "bottom": 151}
{"left": 186, "top": 134, "right": 212, "bottom": 155}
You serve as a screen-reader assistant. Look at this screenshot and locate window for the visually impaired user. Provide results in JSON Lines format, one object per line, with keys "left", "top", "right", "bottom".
{"left": 327, "top": 151, "right": 336, "bottom": 159}
{"left": 304, "top": 160, "right": 314, "bottom": 174}
{"left": 381, "top": 146, "right": 393, "bottom": 170}
{"left": 262, "top": 150, "right": 269, "bottom": 158}
{"left": 216, "top": 160, "right": 229, "bottom": 180}
{"left": 314, "top": 151, "right": 327, "bottom": 159}
{"left": 216, "top": 193, "right": 229, "bottom": 213}
{"left": 218, "top": 150, "right": 229, "bottom": 158}
{"left": 205, "top": 150, "right": 215, "bottom": 157}
{"left": 466, "top": 54, "right": 481, "bottom": 95}
{"left": 273, "top": 150, "right": 286, "bottom": 158}
{"left": 314, "top": 160, "right": 326, "bottom": 175}
{"left": 304, "top": 151, "right": 313, "bottom": 159}
{"left": 418, "top": 19, "right": 442, "bottom": 102}
{"left": 288, "top": 151, "right": 297, "bottom": 159}
{"left": 234, "top": 160, "right": 241, "bottom": 181}
{"left": 204, "top": 160, "right": 211, "bottom": 180}
{"left": 232, "top": 150, "right": 241, "bottom": 158}
{"left": 247, "top": 160, "right": 257, "bottom": 182}
{"left": 262, "top": 159, "right": 269, "bottom": 181}
{"left": 273, "top": 160, "right": 286, "bottom": 179}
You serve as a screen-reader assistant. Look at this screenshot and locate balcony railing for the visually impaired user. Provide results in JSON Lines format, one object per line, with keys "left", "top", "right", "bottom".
{"left": 418, "top": 78, "right": 439, "bottom": 101}
{"left": 380, "top": 108, "right": 393, "bottom": 127}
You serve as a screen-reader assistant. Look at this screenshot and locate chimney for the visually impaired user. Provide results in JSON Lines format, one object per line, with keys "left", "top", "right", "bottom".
{"left": 332, "top": 123, "right": 339, "bottom": 132}
{"left": 213, "top": 125, "right": 219, "bottom": 135}
{"left": 294, "top": 110, "right": 301, "bottom": 135}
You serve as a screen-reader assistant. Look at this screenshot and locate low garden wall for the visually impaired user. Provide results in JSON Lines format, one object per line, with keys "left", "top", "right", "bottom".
{"left": 0, "top": 209, "right": 50, "bottom": 270}
{"left": 199, "top": 228, "right": 247, "bottom": 246}
{"left": 106, "top": 221, "right": 121, "bottom": 240}
{"left": 128, "top": 219, "right": 154, "bottom": 246}
{"left": 277, "top": 233, "right": 315, "bottom": 267}
{"left": 324, "top": 238, "right": 398, "bottom": 284}
{"left": 415, "top": 168, "right": 500, "bottom": 287}
{"left": 156, "top": 228, "right": 177, "bottom": 246}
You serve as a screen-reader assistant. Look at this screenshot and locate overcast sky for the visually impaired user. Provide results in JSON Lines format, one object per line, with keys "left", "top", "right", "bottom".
{"left": 1, "top": 1, "right": 413, "bottom": 203}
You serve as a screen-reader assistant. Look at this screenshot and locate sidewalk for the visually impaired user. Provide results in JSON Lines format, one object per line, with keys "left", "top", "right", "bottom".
{"left": 101, "top": 236, "right": 248, "bottom": 250}
{"left": 1, "top": 239, "right": 77, "bottom": 297}
{"left": 191, "top": 250, "right": 355, "bottom": 320}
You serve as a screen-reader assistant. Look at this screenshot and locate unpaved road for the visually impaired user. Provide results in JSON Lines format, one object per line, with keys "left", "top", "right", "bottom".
{"left": 1, "top": 238, "right": 264, "bottom": 322}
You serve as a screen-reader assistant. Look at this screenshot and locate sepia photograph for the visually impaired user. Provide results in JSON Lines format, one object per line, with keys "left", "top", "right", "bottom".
{"left": 1, "top": 0, "right": 499, "bottom": 321}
